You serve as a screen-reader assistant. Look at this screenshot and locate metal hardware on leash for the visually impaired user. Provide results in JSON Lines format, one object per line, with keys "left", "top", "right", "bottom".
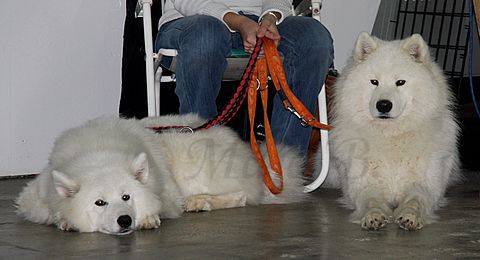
{"left": 179, "top": 126, "right": 194, "bottom": 133}
{"left": 278, "top": 89, "right": 308, "bottom": 126}
{"left": 286, "top": 106, "right": 309, "bottom": 127}
{"left": 149, "top": 125, "right": 195, "bottom": 134}
{"left": 255, "top": 78, "right": 268, "bottom": 91}
{"left": 256, "top": 123, "right": 266, "bottom": 137}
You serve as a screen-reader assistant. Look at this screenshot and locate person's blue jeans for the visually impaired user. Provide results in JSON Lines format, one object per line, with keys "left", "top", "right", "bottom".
{"left": 155, "top": 14, "right": 334, "bottom": 157}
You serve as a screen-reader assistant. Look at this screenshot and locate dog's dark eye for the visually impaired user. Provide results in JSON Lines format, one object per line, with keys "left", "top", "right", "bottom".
{"left": 95, "top": 199, "right": 107, "bottom": 207}
{"left": 396, "top": 80, "right": 406, "bottom": 86}
{"left": 370, "top": 79, "right": 379, "bottom": 86}
{"left": 122, "top": 194, "right": 130, "bottom": 201}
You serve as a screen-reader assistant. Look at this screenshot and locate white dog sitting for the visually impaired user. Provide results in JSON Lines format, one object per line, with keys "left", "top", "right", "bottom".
{"left": 317, "top": 32, "right": 460, "bottom": 231}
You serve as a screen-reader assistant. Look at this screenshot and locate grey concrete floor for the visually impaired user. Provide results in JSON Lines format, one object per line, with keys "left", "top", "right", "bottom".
{"left": 1, "top": 173, "right": 479, "bottom": 259}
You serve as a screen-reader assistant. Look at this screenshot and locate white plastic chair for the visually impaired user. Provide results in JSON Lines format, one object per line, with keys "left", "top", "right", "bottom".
{"left": 137, "top": 0, "right": 329, "bottom": 192}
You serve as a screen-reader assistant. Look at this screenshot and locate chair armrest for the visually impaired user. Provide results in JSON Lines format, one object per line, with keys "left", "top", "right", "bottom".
{"left": 294, "top": 0, "right": 322, "bottom": 17}
{"left": 135, "top": 0, "right": 154, "bottom": 18}
{"left": 135, "top": 1, "right": 143, "bottom": 18}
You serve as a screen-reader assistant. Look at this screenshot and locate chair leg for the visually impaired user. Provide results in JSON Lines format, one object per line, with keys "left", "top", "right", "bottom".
{"left": 304, "top": 83, "right": 329, "bottom": 192}
{"left": 141, "top": 1, "right": 156, "bottom": 117}
{"left": 147, "top": 72, "right": 156, "bottom": 117}
{"left": 154, "top": 67, "right": 162, "bottom": 116}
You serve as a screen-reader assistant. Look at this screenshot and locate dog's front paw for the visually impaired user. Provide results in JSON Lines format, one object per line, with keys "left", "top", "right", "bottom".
{"left": 57, "top": 219, "right": 78, "bottom": 232}
{"left": 361, "top": 208, "right": 390, "bottom": 230}
{"left": 394, "top": 207, "right": 424, "bottom": 231}
{"left": 136, "top": 215, "right": 161, "bottom": 230}
{"left": 184, "top": 195, "right": 212, "bottom": 212}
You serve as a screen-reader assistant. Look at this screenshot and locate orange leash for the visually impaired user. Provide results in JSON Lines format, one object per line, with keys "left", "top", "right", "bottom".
{"left": 248, "top": 38, "right": 332, "bottom": 194}
{"left": 262, "top": 39, "right": 332, "bottom": 130}
{"left": 248, "top": 58, "right": 284, "bottom": 194}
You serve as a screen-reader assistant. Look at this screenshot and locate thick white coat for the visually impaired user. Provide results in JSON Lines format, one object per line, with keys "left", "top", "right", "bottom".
{"left": 317, "top": 33, "right": 459, "bottom": 229}
{"left": 16, "top": 114, "right": 306, "bottom": 234}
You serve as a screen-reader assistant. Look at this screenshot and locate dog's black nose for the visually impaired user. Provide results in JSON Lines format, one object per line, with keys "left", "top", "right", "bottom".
{"left": 376, "top": 100, "right": 393, "bottom": 113}
{"left": 117, "top": 215, "right": 132, "bottom": 229}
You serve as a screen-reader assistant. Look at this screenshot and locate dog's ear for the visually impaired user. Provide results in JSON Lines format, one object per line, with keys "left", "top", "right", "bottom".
{"left": 353, "top": 32, "right": 378, "bottom": 62}
{"left": 402, "top": 34, "right": 430, "bottom": 63}
{"left": 131, "top": 152, "right": 149, "bottom": 184}
{"left": 52, "top": 170, "right": 80, "bottom": 198}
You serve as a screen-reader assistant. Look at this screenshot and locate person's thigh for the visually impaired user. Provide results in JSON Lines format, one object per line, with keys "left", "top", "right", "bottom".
{"left": 155, "top": 15, "right": 232, "bottom": 54}
{"left": 155, "top": 15, "right": 234, "bottom": 118}
{"left": 277, "top": 16, "right": 334, "bottom": 76}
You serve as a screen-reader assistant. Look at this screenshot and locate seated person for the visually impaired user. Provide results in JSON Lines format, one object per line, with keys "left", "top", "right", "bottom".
{"left": 155, "top": 0, "right": 333, "bottom": 158}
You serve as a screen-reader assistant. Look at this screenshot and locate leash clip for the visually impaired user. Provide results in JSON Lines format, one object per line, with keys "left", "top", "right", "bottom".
{"left": 179, "top": 126, "right": 194, "bottom": 133}
{"left": 286, "top": 106, "right": 309, "bottom": 127}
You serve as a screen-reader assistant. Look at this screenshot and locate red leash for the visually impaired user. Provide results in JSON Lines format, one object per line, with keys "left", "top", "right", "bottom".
{"left": 149, "top": 39, "right": 264, "bottom": 133}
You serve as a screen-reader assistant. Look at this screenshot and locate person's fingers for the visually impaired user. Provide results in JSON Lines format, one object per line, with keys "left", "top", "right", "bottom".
{"left": 244, "top": 39, "right": 257, "bottom": 53}
{"left": 265, "top": 30, "right": 280, "bottom": 40}
{"left": 257, "top": 20, "right": 280, "bottom": 43}
{"left": 257, "top": 20, "right": 272, "bottom": 38}
{"left": 257, "top": 24, "right": 268, "bottom": 38}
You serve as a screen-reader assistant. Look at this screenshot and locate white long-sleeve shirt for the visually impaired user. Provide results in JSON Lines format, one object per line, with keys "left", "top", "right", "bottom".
{"left": 159, "top": 0, "right": 293, "bottom": 30}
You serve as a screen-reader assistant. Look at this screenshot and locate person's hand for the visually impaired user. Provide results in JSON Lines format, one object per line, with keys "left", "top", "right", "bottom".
{"left": 224, "top": 13, "right": 260, "bottom": 54}
{"left": 223, "top": 12, "right": 281, "bottom": 54}
{"left": 257, "top": 13, "right": 281, "bottom": 47}
{"left": 237, "top": 18, "right": 261, "bottom": 54}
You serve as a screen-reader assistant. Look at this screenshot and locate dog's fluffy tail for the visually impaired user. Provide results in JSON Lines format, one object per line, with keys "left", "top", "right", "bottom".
{"left": 15, "top": 176, "right": 54, "bottom": 225}
{"left": 260, "top": 144, "right": 309, "bottom": 204}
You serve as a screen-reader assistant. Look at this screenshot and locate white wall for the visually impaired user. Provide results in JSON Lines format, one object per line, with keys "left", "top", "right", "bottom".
{"left": 322, "top": 0, "right": 381, "bottom": 71}
{"left": 0, "top": 0, "right": 125, "bottom": 176}
{"left": 0, "top": 0, "right": 380, "bottom": 177}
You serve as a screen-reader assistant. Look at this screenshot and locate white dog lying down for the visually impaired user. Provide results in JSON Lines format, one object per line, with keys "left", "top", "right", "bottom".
{"left": 16, "top": 114, "right": 306, "bottom": 235}
{"left": 317, "top": 33, "right": 460, "bottom": 231}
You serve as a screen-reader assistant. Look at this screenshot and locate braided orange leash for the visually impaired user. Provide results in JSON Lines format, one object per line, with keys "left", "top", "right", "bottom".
{"left": 249, "top": 38, "right": 332, "bottom": 194}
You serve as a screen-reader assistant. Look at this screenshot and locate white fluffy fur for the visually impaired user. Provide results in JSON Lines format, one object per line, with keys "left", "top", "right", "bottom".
{"left": 16, "top": 114, "right": 306, "bottom": 234}
{"left": 316, "top": 33, "right": 460, "bottom": 231}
